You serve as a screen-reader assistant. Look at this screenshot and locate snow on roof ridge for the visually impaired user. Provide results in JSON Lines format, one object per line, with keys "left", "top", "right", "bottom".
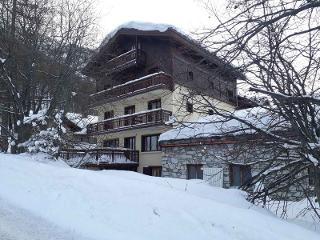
{"left": 99, "top": 21, "right": 186, "bottom": 49}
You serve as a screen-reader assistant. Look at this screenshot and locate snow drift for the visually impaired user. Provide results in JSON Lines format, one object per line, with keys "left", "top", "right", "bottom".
{"left": 0, "top": 153, "right": 319, "bottom": 240}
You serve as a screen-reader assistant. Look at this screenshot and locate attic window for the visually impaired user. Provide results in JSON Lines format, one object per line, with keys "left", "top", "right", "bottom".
{"left": 188, "top": 71, "right": 194, "bottom": 81}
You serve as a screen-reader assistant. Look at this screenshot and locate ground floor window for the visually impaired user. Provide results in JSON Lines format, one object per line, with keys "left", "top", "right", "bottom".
{"left": 124, "top": 136, "right": 136, "bottom": 150}
{"left": 229, "top": 164, "right": 252, "bottom": 187}
{"left": 143, "top": 166, "right": 162, "bottom": 177}
{"left": 141, "top": 134, "right": 160, "bottom": 152}
{"left": 187, "top": 164, "right": 203, "bottom": 180}
{"left": 103, "top": 138, "right": 119, "bottom": 148}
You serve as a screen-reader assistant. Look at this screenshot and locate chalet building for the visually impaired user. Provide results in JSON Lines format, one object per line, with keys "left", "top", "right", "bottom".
{"left": 82, "top": 22, "right": 248, "bottom": 175}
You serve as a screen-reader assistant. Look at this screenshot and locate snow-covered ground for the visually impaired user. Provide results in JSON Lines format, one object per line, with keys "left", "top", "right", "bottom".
{"left": 0, "top": 153, "right": 319, "bottom": 240}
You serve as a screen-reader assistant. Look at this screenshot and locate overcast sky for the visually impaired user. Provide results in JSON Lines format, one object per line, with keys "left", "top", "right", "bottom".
{"left": 95, "top": 0, "right": 224, "bottom": 42}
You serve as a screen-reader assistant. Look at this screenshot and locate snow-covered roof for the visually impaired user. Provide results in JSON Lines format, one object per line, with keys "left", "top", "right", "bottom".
{"left": 99, "top": 21, "right": 183, "bottom": 49}
{"left": 159, "top": 107, "right": 284, "bottom": 142}
{"left": 65, "top": 113, "right": 98, "bottom": 132}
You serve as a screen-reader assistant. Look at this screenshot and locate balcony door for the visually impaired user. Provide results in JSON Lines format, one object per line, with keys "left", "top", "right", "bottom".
{"left": 104, "top": 110, "right": 114, "bottom": 130}
{"left": 124, "top": 105, "right": 135, "bottom": 126}
{"left": 147, "top": 99, "right": 161, "bottom": 122}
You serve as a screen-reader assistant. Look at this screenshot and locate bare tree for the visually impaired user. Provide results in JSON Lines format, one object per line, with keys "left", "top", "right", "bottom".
{"left": 171, "top": 0, "right": 320, "bottom": 211}
{"left": 0, "top": 0, "right": 97, "bottom": 152}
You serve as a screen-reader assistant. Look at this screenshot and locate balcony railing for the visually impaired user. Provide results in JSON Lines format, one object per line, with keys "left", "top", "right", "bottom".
{"left": 59, "top": 148, "right": 139, "bottom": 167}
{"left": 104, "top": 49, "right": 146, "bottom": 74}
{"left": 87, "top": 109, "right": 172, "bottom": 135}
{"left": 90, "top": 72, "right": 174, "bottom": 106}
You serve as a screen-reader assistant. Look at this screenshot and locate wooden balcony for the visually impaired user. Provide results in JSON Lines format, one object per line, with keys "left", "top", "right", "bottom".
{"left": 59, "top": 148, "right": 139, "bottom": 169}
{"left": 87, "top": 109, "right": 172, "bottom": 135}
{"left": 104, "top": 49, "right": 146, "bottom": 74}
{"left": 90, "top": 72, "right": 174, "bottom": 106}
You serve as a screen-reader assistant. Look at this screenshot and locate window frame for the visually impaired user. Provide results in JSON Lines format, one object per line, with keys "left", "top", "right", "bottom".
{"left": 187, "top": 164, "right": 203, "bottom": 180}
{"left": 141, "top": 134, "right": 161, "bottom": 152}
{"left": 229, "top": 164, "right": 252, "bottom": 187}
{"left": 124, "top": 105, "right": 135, "bottom": 115}
{"left": 148, "top": 99, "right": 161, "bottom": 110}
{"left": 104, "top": 110, "right": 114, "bottom": 120}
{"left": 103, "top": 138, "right": 119, "bottom": 148}
{"left": 124, "top": 136, "right": 136, "bottom": 150}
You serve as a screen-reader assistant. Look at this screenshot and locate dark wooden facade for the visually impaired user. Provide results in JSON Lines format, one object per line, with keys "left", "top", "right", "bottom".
{"left": 83, "top": 27, "right": 242, "bottom": 108}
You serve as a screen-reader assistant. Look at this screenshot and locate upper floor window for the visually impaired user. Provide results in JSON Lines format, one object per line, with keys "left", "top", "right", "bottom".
{"left": 148, "top": 99, "right": 161, "bottom": 110}
{"left": 188, "top": 71, "right": 194, "bottom": 81}
{"left": 104, "top": 110, "right": 114, "bottom": 120}
{"left": 186, "top": 101, "right": 193, "bottom": 113}
{"left": 141, "top": 134, "right": 161, "bottom": 152}
{"left": 103, "top": 138, "right": 119, "bottom": 148}
{"left": 124, "top": 105, "right": 135, "bottom": 115}
{"left": 124, "top": 136, "right": 136, "bottom": 150}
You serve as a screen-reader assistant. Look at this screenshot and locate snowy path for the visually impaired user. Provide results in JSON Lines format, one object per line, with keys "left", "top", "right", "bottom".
{"left": 0, "top": 153, "right": 319, "bottom": 240}
{"left": 0, "top": 197, "right": 91, "bottom": 240}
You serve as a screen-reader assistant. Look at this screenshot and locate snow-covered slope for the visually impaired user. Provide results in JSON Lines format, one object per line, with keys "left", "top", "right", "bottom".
{"left": 0, "top": 153, "right": 319, "bottom": 240}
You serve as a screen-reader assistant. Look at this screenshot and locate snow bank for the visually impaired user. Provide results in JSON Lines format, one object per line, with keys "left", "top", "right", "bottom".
{"left": 0, "top": 153, "right": 319, "bottom": 240}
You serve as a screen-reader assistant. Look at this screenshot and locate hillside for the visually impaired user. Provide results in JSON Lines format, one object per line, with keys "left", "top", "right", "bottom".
{"left": 0, "top": 153, "right": 319, "bottom": 240}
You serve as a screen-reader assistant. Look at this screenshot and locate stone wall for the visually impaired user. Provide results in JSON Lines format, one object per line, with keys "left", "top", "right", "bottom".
{"left": 161, "top": 140, "right": 309, "bottom": 200}
{"left": 162, "top": 143, "right": 266, "bottom": 188}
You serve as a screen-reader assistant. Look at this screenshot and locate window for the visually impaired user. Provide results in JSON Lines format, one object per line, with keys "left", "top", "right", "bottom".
{"left": 104, "top": 111, "right": 114, "bottom": 130}
{"left": 148, "top": 99, "right": 161, "bottom": 110}
{"left": 227, "top": 89, "right": 235, "bottom": 101}
{"left": 103, "top": 138, "right": 119, "bottom": 148}
{"left": 141, "top": 134, "right": 160, "bottom": 152}
{"left": 188, "top": 71, "right": 194, "bottom": 81}
{"left": 124, "top": 105, "right": 135, "bottom": 115}
{"left": 187, "top": 164, "right": 203, "bottom": 179}
{"left": 229, "top": 164, "right": 252, "bottom": 187}
{"left": 124, "top": 136, "right": 136, "bottom": 150}
{"left": 143, "top": 166, "right": 162, "bottom": 177}
{"left": 186, "top": 101, "right": 193, "bottom": 113}
{"left": 308, "top": 167, "right": 320, "bottom": 186}
{"left": 104, "top": 110, "right": 114, "bottom": 120}
{"left": 124, "top": 106, "right": 135, "bottom": 126}
{"left": 208, "top": 109, "right": 214, "bottom": 115}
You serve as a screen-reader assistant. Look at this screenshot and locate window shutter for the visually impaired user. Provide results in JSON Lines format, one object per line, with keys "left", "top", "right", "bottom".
{"left": 203, "top": 167, "right": 223, "bottom": 187}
